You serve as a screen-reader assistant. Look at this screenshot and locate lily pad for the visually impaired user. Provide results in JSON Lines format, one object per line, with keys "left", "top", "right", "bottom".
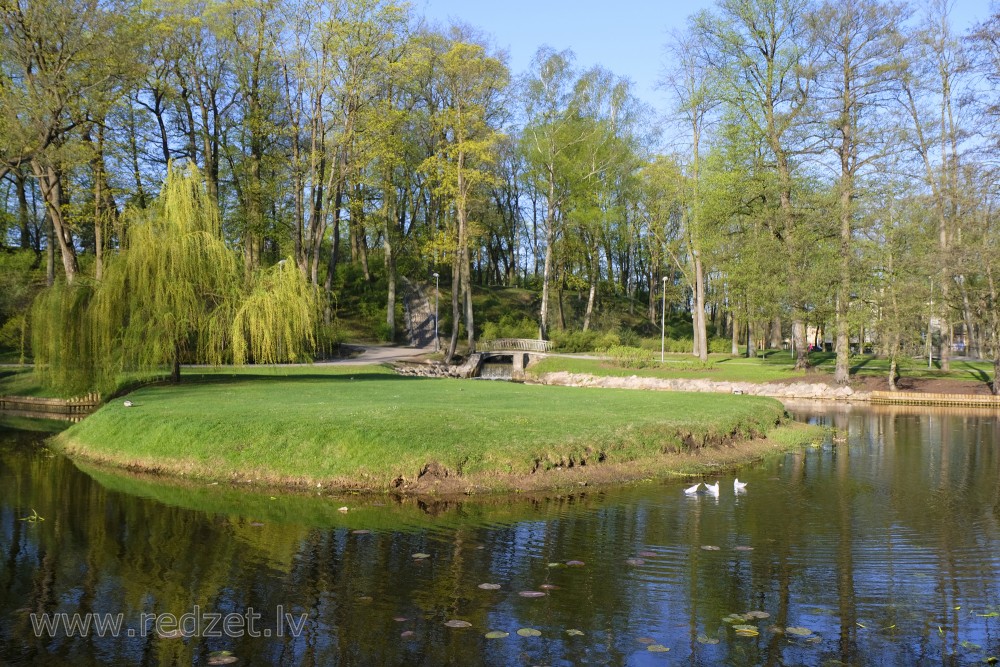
{"left": 638, "top": 550, "right": 657, "bottom": 557}
{"left": 696, "top": 634, "right": 720, "bottom": 645}
{"left": 700, "top": 545, "right": 721, "bottom": 551}
{"left": 392, "top": 616, "right": 409, "bottom": 622}
{"left": 735, "top": 628, "right": 759, "bottom": 638}
{"left": 565, "top": 560, "right": 585, "bottom": 567}
{"left": 636, "top": 637, "right": 656, "bottom": 644}
{"left": 444, "top": 620, "right": 472, "bottom": 628}
{"left": 786, "top": 626, "right": 814, "bottom": 636}
{"left": 734, "top": 546, "right": 754, "bottom": 551}
{"left": 400, "top": 630, "right": 415, "bottom": 638}
{"left": 517, "top": 628, "right": 542, "bottom": 637}
{"left": 207, "top": 656, "right": 238, "bottom": 666}
{"left": 539, "top": 584, "right": 560, "bottom": 590}
{"left": 411, "top": 553, "right": 431, "bottom": 559}
{"left": 732, "top": 624, "right": 757, "bottom": 632}
{"left": 647, "top": 644, "right": 670, "bottom": 652}
{"left": 566, "top": 629, "right": 585, "bottom": 636}
{"left": 745, "top": 611, "right": 770, "bottom": 620}
{"left": 478, "top": 583, "right": 501, "bottom": 590}
{"left": 518, "top": 591, "right": 546, "bottom": 598}
{"left": 158, "top": 629, "right": 183, "bottom": 639}
{"left": 625, "top": 558, "right": 645, "bottom": 566}
{"left": 547, "top": 562, "right": 564, "bottom": 568}
{"left": 351, "top": 529, "right": 371, "bottom": 535}
{"left": 484, "top": 630, "right": 509, "bottom": 639}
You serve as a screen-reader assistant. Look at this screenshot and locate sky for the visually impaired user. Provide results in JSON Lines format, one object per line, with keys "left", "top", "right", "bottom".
{"left": 416, "top": 0, "right": 996, "bottom": 114}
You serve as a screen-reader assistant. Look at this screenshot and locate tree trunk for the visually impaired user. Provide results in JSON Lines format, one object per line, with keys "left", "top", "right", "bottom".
{"left": 538, "top": 192, "right": 557, "bottom": 339}
{"left": 31, "top": 160, "right": 78, "bottom": 283}
{"left": 447, "top": 253, "right": 461, "bottom": 363}
{"left": 731, "top": 312, "right": 739, "bottom": 355}
{"left": 693, "top": 251, "right": 707, "bottom": 362}
{"left": 769, "top": 316, "right": 782, "bottom": 350}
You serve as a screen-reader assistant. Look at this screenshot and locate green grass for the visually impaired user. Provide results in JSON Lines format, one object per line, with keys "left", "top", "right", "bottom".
{"left": 57, "top": 365, "right": 787, "bottom": 491}
{"left": 532, "top": 351, "right": 995, "bottom": 387}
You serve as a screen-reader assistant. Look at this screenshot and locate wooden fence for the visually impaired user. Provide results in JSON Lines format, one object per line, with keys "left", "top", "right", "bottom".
{"left": 0, "top": 393, "right": 102, "bottom": 420}
{"left": 478, "top": 338, "right": 553, "bottom": 353}
{"left": 870, "top": 390, "right": 1000, "bottom": 408}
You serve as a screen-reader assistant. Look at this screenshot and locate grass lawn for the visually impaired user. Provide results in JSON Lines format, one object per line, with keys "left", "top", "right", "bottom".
{"left": 57, "top": 365, "right": 791, "bottom": 492}
{"left": 531, "top": 351, "right": 995, "bottom": 387}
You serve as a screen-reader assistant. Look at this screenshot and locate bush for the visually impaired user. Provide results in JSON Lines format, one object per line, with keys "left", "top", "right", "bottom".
{"left": 480, "top": 314, "right": 538, "bottom": 341}
{"left": 607, "top": 345, "right": 655, "bottom": 369}
{"left": 549, "top": 329, "right": 604, "bottom": 353}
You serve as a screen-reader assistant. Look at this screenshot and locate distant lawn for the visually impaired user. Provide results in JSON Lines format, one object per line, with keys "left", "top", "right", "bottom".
{"left": 57, "top": 365, "right": 788, "bottom": 492}
{"left": 532, "top": 351, "right": 995, "bottom": 386}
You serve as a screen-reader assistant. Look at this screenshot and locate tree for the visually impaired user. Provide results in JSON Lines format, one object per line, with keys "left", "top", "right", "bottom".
{"left": 810, "top": 0, "right": 907, "bottom": 384}
{"left": 32, "top": 163, "right": 315, "bottom": 391}
{"left": 420, "top": 32, "right": 508, "bottom": 361}
{"left": 693, "top": 0, "right": 819, "bottom": 368}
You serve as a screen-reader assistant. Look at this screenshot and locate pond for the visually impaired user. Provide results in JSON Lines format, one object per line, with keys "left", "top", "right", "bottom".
{"left": 1, "top": 404, "right": 998, "bottom": 665}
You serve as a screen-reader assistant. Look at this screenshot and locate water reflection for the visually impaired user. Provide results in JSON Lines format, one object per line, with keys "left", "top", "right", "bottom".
{"left": 1, "top": 407, "right": 999, "bottom": 665}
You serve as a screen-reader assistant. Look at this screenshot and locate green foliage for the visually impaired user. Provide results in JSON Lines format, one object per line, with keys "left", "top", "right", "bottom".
{"left": 31, "top": 164, "right": 317, "bottom": 392}
{"left": 480, "top": 315, "right": 538, "bottom": 341}
{"left": 549, "top": 328, "right": 620, "bottom": 353}
{"left": 607, "top": 345, "right": 655, "bottom": 368}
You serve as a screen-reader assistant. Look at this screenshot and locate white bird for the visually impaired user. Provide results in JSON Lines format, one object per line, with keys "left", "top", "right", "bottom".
{"left": 123, "top": 400, "right": 134, "bottom": 408}
{"left": 734, "top": 478, "right": 748, "bottom": 491}
{"left": 684, "top": 482, "right": 702, "bottom": 495}
{"left": 705, "top": 481, "right": 720, "bottom": 496}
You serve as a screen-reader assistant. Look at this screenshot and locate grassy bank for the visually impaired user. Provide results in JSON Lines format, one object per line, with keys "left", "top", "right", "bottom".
{"left": 530, "top": 351, "right": 994, "bottom": 389}
{"left": 56, "top": 365, "right": 802, "bottom": 493}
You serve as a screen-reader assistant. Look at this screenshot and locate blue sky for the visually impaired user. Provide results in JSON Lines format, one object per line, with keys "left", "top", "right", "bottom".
{"left": 416, "top": 0, "right": 995, "bottom": 113}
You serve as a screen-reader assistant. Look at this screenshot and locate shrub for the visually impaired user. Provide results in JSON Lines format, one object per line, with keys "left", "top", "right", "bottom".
{"left": 607, "top": 345, "right": 654, "bottom": 369}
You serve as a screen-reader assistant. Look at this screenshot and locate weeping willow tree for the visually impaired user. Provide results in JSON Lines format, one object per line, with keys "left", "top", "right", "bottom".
{"left": 33, "top": 163, "right": 317, "bottom": 392}
{"left": 31, "top": 282, "right": 97, "bottom": 392}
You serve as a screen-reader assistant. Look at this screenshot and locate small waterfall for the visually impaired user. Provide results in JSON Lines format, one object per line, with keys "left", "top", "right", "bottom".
{"left": 477, "top": 359, "right": 513, "bottom": 380}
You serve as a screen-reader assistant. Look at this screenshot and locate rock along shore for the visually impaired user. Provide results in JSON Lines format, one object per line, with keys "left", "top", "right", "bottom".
{"left": 529, "top": 371, "right": 869, "bottom": 402}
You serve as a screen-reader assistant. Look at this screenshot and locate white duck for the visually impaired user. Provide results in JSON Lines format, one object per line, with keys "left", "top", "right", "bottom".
{"left": 684, "top": 482, "right": 702, "bottom": 495}
{"left": 734, "top": 478, "right": 748, "bottom": 491}
{"left": 705, "top": 481, "right": 720, "bottom": 496}
{"left": 123, "top": 400, "right": 134, "bottom": 408}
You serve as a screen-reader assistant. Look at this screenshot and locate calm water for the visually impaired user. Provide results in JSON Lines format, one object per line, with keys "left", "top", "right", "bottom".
{"left": 1, "top": 405, "right": 999, "bottom": 666}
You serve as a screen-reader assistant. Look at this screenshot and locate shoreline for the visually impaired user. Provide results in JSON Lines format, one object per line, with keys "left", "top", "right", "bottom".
{"left": 56, "top": 421, "right": 824, "bottom": 497}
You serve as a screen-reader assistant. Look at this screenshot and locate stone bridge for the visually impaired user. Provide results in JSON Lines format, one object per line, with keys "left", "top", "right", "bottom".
{"left": 459, "top": 339, "right": 552, "bottom": 380}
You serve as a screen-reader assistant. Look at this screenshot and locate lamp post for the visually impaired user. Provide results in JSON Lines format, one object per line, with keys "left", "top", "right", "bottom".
{"left": 433, "top": 272, "right": 440, "bottom": 352}
{"left": 661, "top": 276, "right": 668, "bottom": 363}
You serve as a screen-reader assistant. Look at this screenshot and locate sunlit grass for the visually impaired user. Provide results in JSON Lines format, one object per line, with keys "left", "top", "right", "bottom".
{"left": 57, "top": 365, "right": 787, "bottom": 490}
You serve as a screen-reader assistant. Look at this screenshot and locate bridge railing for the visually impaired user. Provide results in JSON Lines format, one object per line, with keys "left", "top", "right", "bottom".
{"left": 478, "top": 338, "right": 553, "bottom": 353}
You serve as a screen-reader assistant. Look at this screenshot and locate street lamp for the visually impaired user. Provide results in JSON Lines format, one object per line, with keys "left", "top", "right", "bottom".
{"left": 432, "top": 272, "right": 440, "bottom": 352}
{"left": 661, "top": 276, "right": 668, "bottom": 363}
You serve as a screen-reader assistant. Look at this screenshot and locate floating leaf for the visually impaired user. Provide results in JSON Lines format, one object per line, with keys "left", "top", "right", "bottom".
{"left": 805, "top": 636, "right": 821, "bottom": 644}
{"left": 977, "top": 612, "right": 999, "bottom": 618}
{"left": 478, "top": 583, "right": 501, "bottom": 590}
{"left": 539, "top": 584, "right": 560, "bottom": 590}
{"left": 735, "top": 629, "right": 759, "bottom": 638}
{"left": 158, "top": 629, "right": 183, "bottom": 639}
{"left": 484, "top": 630, "right": 509, "bottom": 639}
{"left": 444, "top": 620, "right": 472, "bottom": 628}
{"left": 786, "top": 627, "right": 814, "bottom": 636}
{"left": 625, "top": 558, "right": 645, "bottom": 566}
{"left": 638, "top": 551, "right": 657, "bottom": 557}
{"left": 696, "top": 634, "right": 720, "bottom": 645}
{"left": 392, "top": 617, "right": 409, "bottom": 622}
{"left": 547, "top": 562, "right": 563, "bottom": 568}
{"left": 732, "top": 624, "right": 757, "bottom": 632}
{"left": 647, "top": 644, "right": 670, "bottom": 652}
{"left": 734, "top": 546, "right": 754, "bottom": 551}
{"left": 566, "top": 629, "right": 585, "bottom": 636}
{"left": 517, "top": 628, "right": 542, "bottom": 637}
{"left": 411, "top": 553, "right": 431, "bottom": 559}
{"left": 207, "top": 656, "right": 238, "bottom": 666}
{"left": 565, "top": 560, "right": 585, "bottom": 567}
{"left": 700, "top": 545, "right": 721, "bottom": 551}
{"left": 636, "top": 637, "right": 655, "bottom": 644}
{"left": 400, "top": 630, "right": 415, "bottom": 639}
{"left": 518, "top": 591, "right": 546, "bottom": 598}
{"left": 745, "top": 611, "right": 770, "bottom": 620}
{"left": 962, "top": 640, "right": 982, "bottom": 650}
{"left": 351, "top": 529, "right": 371, "bottom": 535}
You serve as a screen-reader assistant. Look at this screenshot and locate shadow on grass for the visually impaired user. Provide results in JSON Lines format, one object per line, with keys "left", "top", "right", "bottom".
{"left": 167, "top": 370, "right": 432, "bottom": 388}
